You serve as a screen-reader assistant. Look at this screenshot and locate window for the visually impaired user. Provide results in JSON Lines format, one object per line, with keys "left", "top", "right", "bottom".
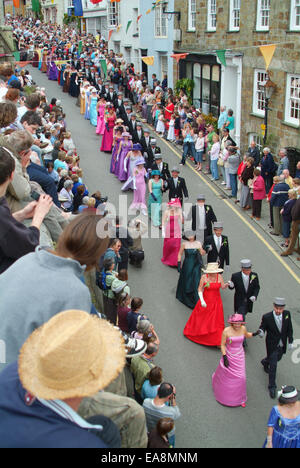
{"left": 108, "top": 2, "right": 120, "bottom": 29}
{"left": 155, "top": 5, "right": 167, "bottom": 37}
{"left": 256, "top": 0, "right": 270, "bottom": 31}
{"left": 133, "top": 8, "right": 140, "bottom": 36}
{"left": 229, "top": 0, "right": 240, "bottom": 31}
{"left": 160, "top": 55, "right": 168, "bottom": 80}
{"left": 290, "top": 0, "right": 300, "bottom": 31}
{"left": 207, "top": 0, "right": 217, "bottom": 31}
{"left": 285, "top": 74, "right": 300, "bottom": 126}
{"left": 188, "top": 0, "right": 197, "bottom": 31}
{"left": 249, "top": 133, "right": 263, "bottom": 151}
{"left": 253, "top": 69, "right": 268, "bottom": 116}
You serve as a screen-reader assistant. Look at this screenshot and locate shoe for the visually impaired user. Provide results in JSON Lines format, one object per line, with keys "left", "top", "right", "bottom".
{"left": 221, "top": 181, "right": 226, "bottom": 185}
{"left": 256, "top": 218, "right": 261, "bottom": 221}
{"left": 261, "top": 360, "right": 269, "bottom": 374}
{"left": 123, "top": 336, "right": 147, "bottom": 358}
{"left": 269, "top": 388, "right": 276, "bottom": 399}
{"left": 234, "top": 200, "right": 240, "bottom": 204}
{"left": 270, "top": 231, "right": 280, "bottom": 236}
{"left": 280, "top": 251, "right": 291, "bottom": 257}
{"left": 241, "top": 403, "right": 246, "bottom": 408}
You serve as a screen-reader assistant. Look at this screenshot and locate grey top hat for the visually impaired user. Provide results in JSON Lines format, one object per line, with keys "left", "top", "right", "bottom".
{"left": 197, "top": 194, "right": 206, "bottom": 200}
{"left": 171, "top": 166, "right": 180, "bottom": 173}
{"left": 274, "top": 297, "right": 286, "bottom": 307}
{"left": 213, "top": 222, "right": 224, "bottom": 229}
{"left": 155, "top": 153, "right": 162, "bottom": 159}
{"left": 241, "top": 259, "right": 252, "bottom": 269}
{"left": 150, "top": 139, "right": 157, "bottom": 145}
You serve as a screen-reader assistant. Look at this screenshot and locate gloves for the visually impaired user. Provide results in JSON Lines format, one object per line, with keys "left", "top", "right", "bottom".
{"left": 223, "top": 355, "right": 230, "bottom": 368}
{"left": 228, "top": 280, "right": 234, "bottom": 288}
{"left": 288, "top": 343, "right": 296, "bottom": 351}
{"left": 206, "top": 245, "right": 213, "bottom": 252}
{"left": 250, "top": 296, "right": 256, "bottom": 303}
{"left": 198, "top": 291, "right": 207, "bottom": 308}
{"left": 105, "top": 123, "right": 109, "bottom": 132}
{"left": 151, "top": 193, "right": 157, "bottom": 202}
{"left": 124, "top": 159, "right": 128, "bottom": 172}
{"left": 252, "top": 330, "right": 261, "bottom": 337}
{"left": 177, "top": 262, "right": 181, "bottom": 273}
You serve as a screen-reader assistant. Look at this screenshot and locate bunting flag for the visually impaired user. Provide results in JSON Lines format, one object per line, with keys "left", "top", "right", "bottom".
{"left": 13, "top": 0, "right": 20, "bottom": 8}
{"left": 110, "top": 0, "right": 121, "bottom": 2}
{"left": 142, "top": 56, "right": 154, "bottom": 66}
{"left": 90, "top": 0, "right": 103, "bottom": 4}
{"left": 78, "top": 40, "right": 83, "bottom": 55}
{"left": 216, "top": 50, "right": 227, "bottom": 67}
{"left": 126, "top": 20, "right": 132, "bottom": 34}
{"left": 73, "top": 0, "right": 83, "bottom": 17}
{"left": 116, "top": 24, "right": 122, "bottom": 33}
{"left": 171, "top": 53, "right": 189, "bottom": 63}
{"left": 15, "top": 61, "right": 32, "bottom": 68}
{"left": 55, "top": 60, "right": 68, "bottom": 66}
{"left": 108, "top": 30, "right": 113, "bottom": 41}
{"left": 146, "top": 9, "right": 151, "bottom": 14}
{"left": 259, "top": 44, "right": 277, "bottom": 71}
{"left": 137, "top": 15, "right": 142, "bottom": 23}
{"left": 31, "top": 0, "right": 40, "bottom": 12}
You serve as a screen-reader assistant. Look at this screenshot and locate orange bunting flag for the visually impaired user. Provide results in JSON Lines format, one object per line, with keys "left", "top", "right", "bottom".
{"left": 259, "top": 44, "right": 277, "bottom": 71}
{"left": 142, "top": 56, "right": 154, "bottom": 66}
{"left": 146, "top": 9, "right": 151, "bottom": 14}
{"left": 171, "top": 53, "right": 189, "bottom": 63}
{"left": 13, "top": 0, "right": 20, "bottom": 7}
{"left": 108, "top": 30, "right": 113, "bottom": 41}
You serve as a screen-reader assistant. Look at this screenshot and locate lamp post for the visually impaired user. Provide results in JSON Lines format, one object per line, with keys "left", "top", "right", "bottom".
{"left": 258, "top": 77, "right": 276, "bottom": 146}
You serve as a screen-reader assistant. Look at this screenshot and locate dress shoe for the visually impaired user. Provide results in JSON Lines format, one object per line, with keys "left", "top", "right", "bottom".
{"left": 270, "top": 231, "right": 280, "bottom": 236}
{"left": 280, "top": 251, "right": 291, "bottom": 257}
{"left": 261, "top": 360, "right": 269, "bottom": 374}
{"left": 269, "top": 388, "right": 276, "bottom": 399}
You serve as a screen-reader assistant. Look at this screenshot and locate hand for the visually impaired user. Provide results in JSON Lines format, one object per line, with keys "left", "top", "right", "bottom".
{"left": 223, "top": 355, "right": 230, "bottom": 368}
{"left": 288, "top": 343, "right": 296, "bottom": 351}
{"left": 177, "top": 262, "right": 181, "bottom": 273}
{"left": 21, "top": 150, "right": 31, "bottom": 168}
{"left": 22, "top": 201, "right": 38, "bottom": 219}
{"left": 151, "top": 193, "right": 157, "bottom": 202}
{"left": 252, "top": 330, "right": 261, "bottom": 337}
{"left": 200, "top": 300, "right": 207, "bottom": 308}
{"left": 250, "top": 296, "right": 256, "bottom": 303}
{"left": 34, "top": 194, "right": 53, "bottom": 218}
{"left": 228, "top": 280, "right": 234, "bottom": 288}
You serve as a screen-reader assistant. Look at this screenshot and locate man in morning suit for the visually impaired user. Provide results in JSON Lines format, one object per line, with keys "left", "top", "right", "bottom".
{"left": 164, "top": 167, "right": 189, "bottom": 207}
{"left": 228, "top": 259, "right": 260, "bottom": 320}
{"left": 205, "top": 221, "right": 229, "bottom": 269}
{"left": 150, "top": 154, "right": 171, "bottom": 182}
{"left": 257, "top": 297, "right": 294, "bottom": 399}
{"left": 186, "top": 194, "right": 217, "bottom": 243}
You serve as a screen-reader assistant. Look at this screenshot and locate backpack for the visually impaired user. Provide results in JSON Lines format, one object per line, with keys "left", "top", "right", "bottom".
{"left": 96, "top": 270, "right": 112, "bottom": 291}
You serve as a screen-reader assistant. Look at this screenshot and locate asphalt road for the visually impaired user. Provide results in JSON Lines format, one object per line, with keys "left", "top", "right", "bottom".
{"left": 30, "top": 67, "right": 300, "bottom": 449}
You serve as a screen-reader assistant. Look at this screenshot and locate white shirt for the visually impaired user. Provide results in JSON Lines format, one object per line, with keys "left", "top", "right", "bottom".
{"left": 198, "top": 205, "right": 206, "bottom": 230}
{"left": 242, "top": 272, "right": 249, "bottom": 291}
{"left": 213, "top": 234, "right": 222, "bottom": 252}
{"left": 273, "top": 311, "right": 284, "bottom": 347}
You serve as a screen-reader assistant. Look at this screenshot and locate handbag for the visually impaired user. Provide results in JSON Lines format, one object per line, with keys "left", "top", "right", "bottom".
{"left": 217, "top": 156, "right": 224, "bottom": 167}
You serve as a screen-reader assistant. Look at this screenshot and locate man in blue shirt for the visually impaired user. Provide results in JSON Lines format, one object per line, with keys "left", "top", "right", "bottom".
{"left": 218, "top": 106, "right": 228, "bottom": 130}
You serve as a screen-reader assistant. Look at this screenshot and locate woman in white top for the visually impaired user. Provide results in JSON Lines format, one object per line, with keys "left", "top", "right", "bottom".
{"left": 209, "top": 134, "right": 221, "bottom": 181}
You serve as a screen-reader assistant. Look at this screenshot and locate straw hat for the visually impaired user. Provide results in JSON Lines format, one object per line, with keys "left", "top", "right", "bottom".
{"left": 18, "top": 310, "right": 126, "bottom": 400}
{"left": 202, "top": 262, "right": 224, "bottom": 274}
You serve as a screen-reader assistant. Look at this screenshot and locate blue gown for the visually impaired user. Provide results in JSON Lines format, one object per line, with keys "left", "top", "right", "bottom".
{"left": 263, "top": 406, "right": 300, "bottom": 448}
{"left": 89, "top": 96, "right": 98, "bottom": 127}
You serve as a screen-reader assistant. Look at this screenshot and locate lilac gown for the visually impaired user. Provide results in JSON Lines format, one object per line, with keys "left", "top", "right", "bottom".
{"left": 115, "top": 140, "right": 133, "bottom": 182}
{"left": 110, "top": 136, "right": 122, "bottom": 174}
{"left": 129, "top": 167, "right": 147, "bottom": 213}
{"left": 212, "top": 335, "right": 247, "bottom": 407}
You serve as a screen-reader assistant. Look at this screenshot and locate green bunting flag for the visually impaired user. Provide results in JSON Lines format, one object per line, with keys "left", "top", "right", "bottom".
{"left": 13, "top": 51, "right": 20, "bottom": 61}
{"left": 100, "top": 59, "right": 107, "bottom": 78}
{"left": 216, "top": 50, "right": 227, "bottom": 67}
{"left": 126, "top": 20, "right": 132, "bottom": 34}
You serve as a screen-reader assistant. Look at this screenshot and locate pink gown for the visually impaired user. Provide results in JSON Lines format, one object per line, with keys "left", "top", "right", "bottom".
{"left": 100, "top": 115, "right": 116, "bottom": 152}
{"left": 161, "top": 215, "right": 182, "bottom": 266}
{"left": 96, "top": 104, "right": 106, "bottom": 135}
{"left": 129, "top": 167, "right": 147, "bottom": 213}
{"left": 212, "top": 335, "right": 247, "bottom": 407}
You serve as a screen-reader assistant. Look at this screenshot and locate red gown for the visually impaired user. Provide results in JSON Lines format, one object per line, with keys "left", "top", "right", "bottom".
{"left": 183, "top": 276, "right": 224, "bottom": 347}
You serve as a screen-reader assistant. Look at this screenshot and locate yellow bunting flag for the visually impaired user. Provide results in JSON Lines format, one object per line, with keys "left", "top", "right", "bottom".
{"left": 142, "top": 56, "right": 154, "bottom": 66}
{"left": 116, "top": 24, "right": 122, "bottom": 32}
{"left": 259, "top": 44, "right": 277, "bottom": 71}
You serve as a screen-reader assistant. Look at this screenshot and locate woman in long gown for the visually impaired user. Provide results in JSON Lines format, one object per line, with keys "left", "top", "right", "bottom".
{"left": 183, "top": 263, "right": 228, "bottom": 345}
{"left": 115, "top": 133, "right": 133, "bottom": 182}
{"left": 161, "top": 199, "right": 183, "bottom": 267}
{"left": 110, "top": 127, "right": 123, "bottom": 174}
{"left": 96, "top": 97, "right": 106, "bottom": 135}
{"left": 121, "top": 144, "right": 143, "bottom": 190}
{"left": 80, "top": 83, "right": 88, "bottom": 115}
{"left": 129, "top": 157, "right": 147, "bottom": 216}
{"left": 176, "top": 232, "right": 206, "bottom": 309}
{"left": 89, "top": 89, "right": 98, "bottom": 127}
{"left": 148, "top": 171, "right": 164, "bottom": 227}
{"left": 63, "top": 65, "right": 71, "bottom": 93}
{"left": 101, "top": 106, "right": 117, "bottom": 153}
{"left": 212, "top": 314, "right": 255, "bottom": 408}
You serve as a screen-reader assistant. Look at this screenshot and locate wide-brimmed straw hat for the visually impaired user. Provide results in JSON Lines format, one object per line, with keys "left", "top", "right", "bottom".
{"left": 202, "top": 262, "right": 224, "bottom": 274}
{"left": 18, "top": 310, "right": 126, "bottom": 400}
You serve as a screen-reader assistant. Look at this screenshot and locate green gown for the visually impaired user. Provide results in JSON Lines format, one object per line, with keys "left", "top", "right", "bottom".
{"left": 148, "top": 180, "right": 162, "bottom": 226}
{"left": 176, "top": 248, "right": 203, "bottom": 309}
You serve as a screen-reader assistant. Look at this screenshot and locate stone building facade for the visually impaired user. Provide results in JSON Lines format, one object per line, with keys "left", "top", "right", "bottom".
{"left": 174, "top": 0, "right": 300, "bottom": 154}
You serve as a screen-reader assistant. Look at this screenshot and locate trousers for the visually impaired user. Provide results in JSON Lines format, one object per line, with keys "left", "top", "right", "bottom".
{"left": 262, "top": 347, "right": 284, "bottom": 390}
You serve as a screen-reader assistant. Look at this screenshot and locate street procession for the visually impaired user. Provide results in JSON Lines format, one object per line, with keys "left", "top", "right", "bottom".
{"left": 0, "top": 0, "right": 300, "bottom": 451}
